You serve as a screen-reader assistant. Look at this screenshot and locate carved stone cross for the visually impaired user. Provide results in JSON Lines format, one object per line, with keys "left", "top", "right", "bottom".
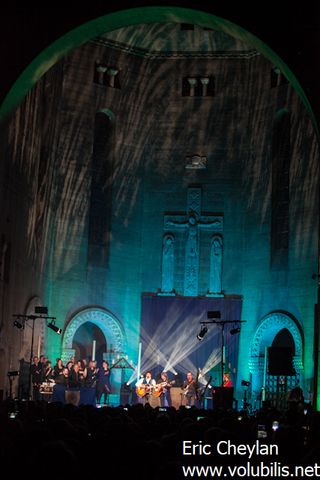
{"left": 164, "top": 187, "right": 223, "bottom": 296}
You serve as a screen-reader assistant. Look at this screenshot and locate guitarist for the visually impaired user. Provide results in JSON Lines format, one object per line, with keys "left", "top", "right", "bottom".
{"left": 136, "top": 371, "right": 156, "bottom": 405}
{"left": 182, "top": 371, "right": 197, "bottom": 406}
{"left": 156, "top": 371, "right": 173, "bottom": 407}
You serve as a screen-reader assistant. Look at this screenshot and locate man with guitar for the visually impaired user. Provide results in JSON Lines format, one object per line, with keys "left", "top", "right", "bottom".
{"left": 155, "top": 371, "right": 174, "bottom": 407}
{"left": 135, "top": 371, "right": 156, "bottom": 405}
{"left": 181, "top": 371, "right": 197, "bottom": 406}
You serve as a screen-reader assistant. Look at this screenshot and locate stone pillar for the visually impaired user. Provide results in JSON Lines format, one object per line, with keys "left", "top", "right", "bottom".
{"left": 96, "top": 65, "right": 107, "bottom": 85}
{"left": 200, "top": 77, "right": 210, "bottom": 96}
{"left": 108, "top": 68, "right": 119, "bottom": 88}
{"left": 187, "top": 78, "right": 197, "bottom": 97}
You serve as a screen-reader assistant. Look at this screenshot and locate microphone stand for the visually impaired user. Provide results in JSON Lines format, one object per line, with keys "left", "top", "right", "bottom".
{"left": 200, "top": 320, "right": 247, "bottom": 386}
{"left": 199, "top": 375, "right": 212, "bottom": 408}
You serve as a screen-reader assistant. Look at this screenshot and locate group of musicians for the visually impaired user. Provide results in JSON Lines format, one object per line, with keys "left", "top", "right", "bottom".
{"left": 135, "top": 370, "right": 233, "bottom": 407}
{"left": 31, "top": 354, "right": 233, "bottom": 407}
{"left": 31, "top": 355, "right": 111, "bottom": 403}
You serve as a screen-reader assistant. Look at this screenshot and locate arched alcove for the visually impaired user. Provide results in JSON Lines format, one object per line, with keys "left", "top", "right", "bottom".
{"left": 61, "top": 306, "right": 125, "bottom": 364}
{"left": 72, "top": 321, "right": 106, "bottom": 364}
{"left": 249, "top": 312, "right": 304, "bottom": 393}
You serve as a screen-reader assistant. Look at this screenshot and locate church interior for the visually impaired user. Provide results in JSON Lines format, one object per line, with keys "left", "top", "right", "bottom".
{"left": 0, "top": 6, "right": 319, "bottom": 421}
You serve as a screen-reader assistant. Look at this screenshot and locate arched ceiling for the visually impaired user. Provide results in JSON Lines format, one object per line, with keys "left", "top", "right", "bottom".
{"left": 98, "top": 22, "right": 253, "bottom": 54}
{"left": 0, "top": 6, "right": 317, "bottom": 134}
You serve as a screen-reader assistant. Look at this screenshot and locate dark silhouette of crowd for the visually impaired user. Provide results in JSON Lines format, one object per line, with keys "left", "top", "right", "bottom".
{"left": 0, "top": 399, "right": 319, "bottom": 479}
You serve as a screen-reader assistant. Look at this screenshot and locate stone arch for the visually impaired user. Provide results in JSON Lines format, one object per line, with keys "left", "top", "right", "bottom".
{"left": 97, "top": 108, "right": 115, "bottom": 122}
{"left": 61, "top": 306, "right": 126, "bottom": 364}
{"left": 249, "top": 311, "right": 303, "bottom": 378}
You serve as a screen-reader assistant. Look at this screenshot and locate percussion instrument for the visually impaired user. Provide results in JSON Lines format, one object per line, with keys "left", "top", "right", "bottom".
{"left": 39, "top": 382, "right": 55, "bottom": 394}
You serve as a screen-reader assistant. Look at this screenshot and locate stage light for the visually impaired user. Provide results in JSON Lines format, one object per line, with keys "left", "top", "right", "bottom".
{"left": 13, "top": 319, "right": 24, "bottom": 329}
{"left": 47, "top": 321, "right": 62, "bottom": 335}
{"left": 197, "top": 325, "right": 208, "bottom": 341}
{"left": 230, "top": 327, "right": 240, "bottom": 335}
{"left": 207, "top": 311, "right": 221, "bottom": 319}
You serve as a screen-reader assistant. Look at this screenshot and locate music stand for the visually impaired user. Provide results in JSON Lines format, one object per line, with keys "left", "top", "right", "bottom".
{"left": 111, "top": 357, "right": 135, "bottom": 404}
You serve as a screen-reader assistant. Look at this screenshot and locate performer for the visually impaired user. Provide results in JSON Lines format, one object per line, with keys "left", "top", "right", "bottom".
{"left": 68, "top": 362, "right": 81, "bottom": 388}
{"left": 86, "top": 360, "right": 99, "bottom": 388}
{"left": 136, "top": 371, "right": 156, "bottom": 405}
{"left": 39, "top": 360, "right": 54, "bottom": 402}
{"left": 182, "top": 371, "right": 197, "bottom": 406}
{"left": 97, "top": 361, "right": 111, "bottom": 405}
{"left": 55, "top": 367, "right": 69, "bottom": 386}
{"left": 78, "top": 359, "right": 87, "bottom": 385}
{"left": 222, "top": 372, "right": 233, "bottom": 387}
{"left": 52, "top": 367, "right": 69, "bottom": 403}
{"left": 155, "top": 371, "right": 173, "bottom": 407}
{"left": 30, "top": 356, "right": 42, "bottom": 401}
{"left": 53, "top": 358, "right": 64, "bottom": 379}
{"left": 43, "top": 360, "right": 54, "bottom": 382}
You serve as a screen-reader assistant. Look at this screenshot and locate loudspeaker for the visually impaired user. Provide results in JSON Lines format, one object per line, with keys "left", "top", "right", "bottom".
{"left": 120, "top": 384, "right": 132, "bottom": 405}
{"left": 212, "top": 387, "right": 233, "bottom": 409}
{"left": 268, "top": 347, "right": 295, "bottom": 376}
{"left": 65, "top": 390, "right": 80, "bottom": 406}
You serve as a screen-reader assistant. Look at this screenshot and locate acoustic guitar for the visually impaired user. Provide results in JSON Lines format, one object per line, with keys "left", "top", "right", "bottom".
{"left": 153, "top": 380, "right": 175, "bottom": 397}
{"left": 136, "top": 384, "right": 154, "bottom": 398}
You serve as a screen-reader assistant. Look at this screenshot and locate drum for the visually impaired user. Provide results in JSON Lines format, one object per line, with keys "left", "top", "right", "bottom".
{"left": 39, "top": 382, "right": 54, "bottom": 394}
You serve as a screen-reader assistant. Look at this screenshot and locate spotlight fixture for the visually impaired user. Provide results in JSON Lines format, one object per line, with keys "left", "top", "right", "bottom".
{"left": 230, "top": 327, "right": 241, "bottom": 335}
{"left": 13, "top": 319, "right": 24, "bottom": 329}
{"left": 207, "top": 311, "right": 221, "bottom": 319}
{"left": 47, "top": 321, "right": 62, "bottom": 335}
{"left": 197, "top": 325, "right": 208, "bottom": 341}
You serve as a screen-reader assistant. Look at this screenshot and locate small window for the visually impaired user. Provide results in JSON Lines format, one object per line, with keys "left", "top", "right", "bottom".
{"left": 93, "top": 62, "right": 121, "bottom": 89}
{"left": 182, "top": 76, "right": 215, "bottom": 97}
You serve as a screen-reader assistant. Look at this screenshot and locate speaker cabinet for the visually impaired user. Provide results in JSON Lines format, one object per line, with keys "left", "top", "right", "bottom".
{"left": 212, "top": 387, "right": 233, "bottom": 409}
{"left": 65, "top": 390, "right": 80, "bottom": 406}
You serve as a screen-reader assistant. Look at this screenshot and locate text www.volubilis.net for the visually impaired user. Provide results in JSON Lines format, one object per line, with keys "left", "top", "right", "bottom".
{"left": 182, "top": 462, "right": 320, "bottom": 477}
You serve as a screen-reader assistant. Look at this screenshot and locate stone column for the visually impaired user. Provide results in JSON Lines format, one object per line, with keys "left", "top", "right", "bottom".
{"left": 200, "top": 77, "right": 210, "bottom": 96}
{"left": 187, "top": 78, "right": 197, "bottom": 97}
{"left": 96, "top": 65, "right": 107, "bottom": 85}
{"left": 108, "top": 68, "right": 119, "bottom": 88}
